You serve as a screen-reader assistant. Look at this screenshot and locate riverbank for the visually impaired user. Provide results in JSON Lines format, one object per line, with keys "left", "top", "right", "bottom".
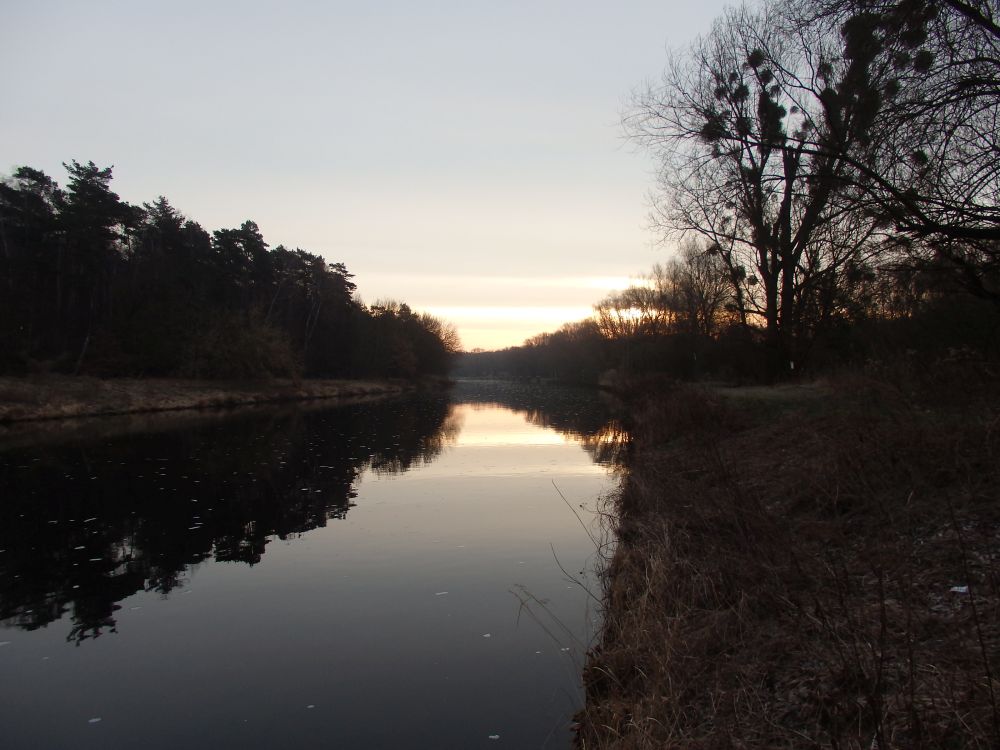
{"left": 0, "top": 375, "right": 414, "bottom": 423}
{"left": 578, "top": 364, "right": 1000, "bottom": 748}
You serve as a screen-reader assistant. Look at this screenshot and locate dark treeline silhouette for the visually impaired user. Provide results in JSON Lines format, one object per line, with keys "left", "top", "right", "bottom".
{"left": 0, "top": 161, "right": 459, "bottom": 379}
{"left": 0, "top": 395, "right": 459, "bottom": 643}
{"left": 462, "top": 0, "right": 1000, "bottom": 383}
{"left": 454, "top": 321, "right": 606, "bottom": 384}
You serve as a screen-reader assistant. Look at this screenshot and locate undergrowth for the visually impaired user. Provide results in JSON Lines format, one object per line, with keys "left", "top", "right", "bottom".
{"left": 577, "top": 364, "right": 1000, "bottom": 749}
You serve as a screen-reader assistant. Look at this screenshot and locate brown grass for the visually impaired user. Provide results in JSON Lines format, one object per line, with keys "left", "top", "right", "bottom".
{"left": 0, "top": 375, "right": 410, "bottom": 423}
{"left": 577, "top": 368, "right": 1000, "bottom": 749}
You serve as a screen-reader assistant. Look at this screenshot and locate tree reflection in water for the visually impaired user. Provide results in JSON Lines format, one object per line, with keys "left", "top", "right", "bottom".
{"left": 0, "top": 381, "right": 622, "bottom": 645}
{"left": 450, "top": 379, "right": 629, "bottom": 467}
{"left": 0, "top": 396, "right": 456, "bottom": 643}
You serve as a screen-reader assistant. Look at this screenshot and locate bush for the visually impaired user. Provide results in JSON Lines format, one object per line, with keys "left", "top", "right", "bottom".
{"left": 181, "top": 313, "right": 301, "bottom": 379}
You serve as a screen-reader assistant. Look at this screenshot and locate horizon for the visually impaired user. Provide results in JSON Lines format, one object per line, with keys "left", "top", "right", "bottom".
{"left": 0, "top": 0, "right": 729, "bottom": 350}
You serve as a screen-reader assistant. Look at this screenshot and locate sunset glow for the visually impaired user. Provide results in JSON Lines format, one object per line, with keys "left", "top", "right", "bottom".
{"left": 0, "top": 1, "right": 730, "bottom": 351}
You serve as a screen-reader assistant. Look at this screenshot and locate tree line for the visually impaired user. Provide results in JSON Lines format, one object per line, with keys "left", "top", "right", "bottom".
{"left": 459, "top": 0, "right": 1000, "bottom": 383}
{"left": 0, "top": 161, "right": 459, "bottom": 379}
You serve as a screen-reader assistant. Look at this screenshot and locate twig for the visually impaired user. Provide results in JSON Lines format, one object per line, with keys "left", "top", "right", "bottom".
{"left": 551, "top": 479, "right": 602, "bottom": 549}
{"left": 550, "top": 543, "right": 602, "bottom": 604}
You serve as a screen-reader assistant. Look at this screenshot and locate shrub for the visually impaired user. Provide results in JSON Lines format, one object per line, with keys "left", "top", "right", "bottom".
{"left": 181, "top": 313, "right": 301, "bottom": 380}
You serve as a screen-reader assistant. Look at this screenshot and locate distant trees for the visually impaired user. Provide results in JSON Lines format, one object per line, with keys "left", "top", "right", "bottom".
{"left": 457, "top": 246, "right": 742, "bottom": 383}
{"left": 522, "top": 320, "right": 606, "bottom": 382}
{"left": 595, "top": 284, "right": 670, "bottom": 340}
{"left": 592, "top": 243, "right": 731, "bottom": 342}
{"left": 357, "top": 301, "right": 460, "bottom": 378}
{"left": 0, "top": 161, "right": 458, "bottom": 379}
{"left": 585, "top": 246, "right": 734, "bottom": 376}
{"left": 455, "top": 320, "right": 606, "bottom": 384}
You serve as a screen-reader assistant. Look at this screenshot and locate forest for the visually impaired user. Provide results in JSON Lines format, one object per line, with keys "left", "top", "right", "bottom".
{"left": 0, "top": 161, "right": 459, "bottom": 380}
{"left": 459, "top": 0, "right": 1000, "bottom": 384}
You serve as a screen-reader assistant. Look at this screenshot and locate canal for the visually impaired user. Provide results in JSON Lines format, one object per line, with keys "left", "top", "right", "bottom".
{"left": 0, "top": 380, "right": 624, "bottom": 748}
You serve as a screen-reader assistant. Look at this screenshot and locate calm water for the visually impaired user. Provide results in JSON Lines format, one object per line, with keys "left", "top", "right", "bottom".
{"left": 0, "top": 380, "right": 625, "bottom": 749}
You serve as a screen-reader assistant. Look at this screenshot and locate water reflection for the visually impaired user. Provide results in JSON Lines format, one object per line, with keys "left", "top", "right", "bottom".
{"left": 0, "top": 383, "right": 624, "bottom": 646}
{"left": 1, "top": 382, "right": 630, "bottom": 749}
{"left": 451, "top": 379, "right": 628, "bottom": 466}
{"left": 0, "top": 397, "right": 457, "bottom": 642}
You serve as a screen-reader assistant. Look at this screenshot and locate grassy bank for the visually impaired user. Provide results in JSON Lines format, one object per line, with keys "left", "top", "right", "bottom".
{"left": 578, "top": 364, "right": 1000, "bottom": 748}
{"left": 0, "top": 375, "right": 412, "bottom": 423}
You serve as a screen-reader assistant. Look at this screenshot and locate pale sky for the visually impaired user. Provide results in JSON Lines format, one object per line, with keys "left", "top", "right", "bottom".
{"left": 0, "top": 0, "right": 729, "bottom": 350}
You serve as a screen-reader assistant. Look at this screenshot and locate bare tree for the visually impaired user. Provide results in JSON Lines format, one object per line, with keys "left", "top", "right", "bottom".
{"left": 648, "top": 239, "right": 736, "bottom": 337}
{"left": 627, "top": 2, "right": 889, "bottom": 371}
{"left": 594, "top": 283, "right": 674, "bottom": 339}
{"left": 797, "top": 0, "right": 1000, "bottom": 300}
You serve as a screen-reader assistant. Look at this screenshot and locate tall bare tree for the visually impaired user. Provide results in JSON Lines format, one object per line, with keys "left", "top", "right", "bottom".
{"left": 627, "top": 2, "right": 886, "bottom": 371}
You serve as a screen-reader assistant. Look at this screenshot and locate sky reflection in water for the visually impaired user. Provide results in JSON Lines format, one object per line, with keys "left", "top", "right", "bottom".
{"left": 0, "top": 382, "right": 624, "bottom": 749}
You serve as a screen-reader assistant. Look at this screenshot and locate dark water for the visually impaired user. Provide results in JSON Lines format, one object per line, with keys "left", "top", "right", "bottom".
{"left": 0, "top": 380, "right": 625, "bottom": 749}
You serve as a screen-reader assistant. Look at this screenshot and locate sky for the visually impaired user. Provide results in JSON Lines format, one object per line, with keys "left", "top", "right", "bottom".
{"left": 0, "top": 0, "right": 730, "bottom": 350}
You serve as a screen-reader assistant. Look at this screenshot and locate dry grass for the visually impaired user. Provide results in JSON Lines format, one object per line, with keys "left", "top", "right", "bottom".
{"left": 0, "top": 375, "right": 409, "bottom": 423}
{"left": 577, "top": 367, "right": 1000, "bottom": 749}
